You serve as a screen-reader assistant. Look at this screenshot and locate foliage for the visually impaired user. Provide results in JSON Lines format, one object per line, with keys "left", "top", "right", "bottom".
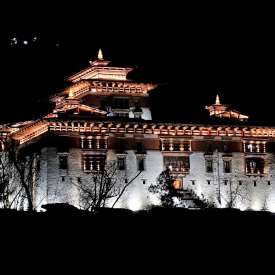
{"left": 149, "top": 169, "right": 216, "bottom": 208}
{"left": 0, "top": 148, "right": 15, "bottom": 208}
{"left": 0, "top": 138, "right": 40, "bottom": 211}
{"left": 222, "top": 180, "right": 249, "bottom": 209}
{"left": 148, "top": 168, "right": 178, "bottom": 207}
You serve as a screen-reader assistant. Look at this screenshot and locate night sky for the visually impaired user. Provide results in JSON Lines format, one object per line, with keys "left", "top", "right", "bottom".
{"left": 1, "top": 3, "right": 275, "bottom": 125}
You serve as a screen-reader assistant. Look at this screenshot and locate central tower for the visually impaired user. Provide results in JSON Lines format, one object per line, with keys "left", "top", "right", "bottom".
{"left": 51, "top": 49, "right": 158, "bottom": 120}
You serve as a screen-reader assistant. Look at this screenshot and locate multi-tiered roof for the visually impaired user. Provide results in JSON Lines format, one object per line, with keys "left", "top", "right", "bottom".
{"left": 49, "top": 49, "right": 157, "bottom": 117}
{"left": 1, "top": 50, "right": 275, "bottom": 145}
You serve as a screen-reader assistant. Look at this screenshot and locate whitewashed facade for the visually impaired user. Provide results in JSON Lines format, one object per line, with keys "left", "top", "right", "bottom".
{"left": 34, "top": 143, "right": 275, "bottom": 212}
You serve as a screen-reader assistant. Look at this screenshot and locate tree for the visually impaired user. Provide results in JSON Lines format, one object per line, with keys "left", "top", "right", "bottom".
{"left": 214, "top": 158, "right": 250, "bottom": 209}
{"left": 148, "top": 168, "right": 175, "bottom": 207}
{"left": 209, "top": 149, "right": 250, "bottom": 209}
{"left": 72, "top": 161, "right": 141, "bottom": 211}
{"left": 0, "top": 141, "right": 15, "bottom": 208}
{"left": 149, "top": 169, "right": 215, "bottom": 208}
{"left": 0, "top": 138, "right": 40, "bottom": 211}
{"left": 221, "top": 179, "right": 249, "bottom": 209}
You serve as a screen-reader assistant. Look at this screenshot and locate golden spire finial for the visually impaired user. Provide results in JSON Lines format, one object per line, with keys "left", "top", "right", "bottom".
{"left": 215, "top": 94, "right": 221, "bottom": 105}
{"left": 98, "top": 49, "right": 104, "bottom": 60}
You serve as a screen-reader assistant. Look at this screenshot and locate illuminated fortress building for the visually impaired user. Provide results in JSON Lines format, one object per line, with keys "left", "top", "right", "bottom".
{"left": 1, "top": 50, "right": 275, "bottom": 212}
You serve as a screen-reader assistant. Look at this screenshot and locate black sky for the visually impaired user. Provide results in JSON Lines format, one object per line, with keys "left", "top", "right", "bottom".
{"left": 1, "top": 3, "right": 275, "bottom": 125}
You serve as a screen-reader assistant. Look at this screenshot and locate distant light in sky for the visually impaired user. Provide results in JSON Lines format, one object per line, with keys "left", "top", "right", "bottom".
{"left": 9, "top": 34, "right": 63, "bottom": 49}
{"left": 9, "top": 35, "right": 39, "bottom": 47}
{"left": 10, "top": 37, "right": 18, "bottom": 46}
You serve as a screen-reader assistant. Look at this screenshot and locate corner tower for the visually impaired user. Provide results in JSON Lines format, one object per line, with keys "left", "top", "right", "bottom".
{"left": 206, "top": 94, "right": 249, "bottom": 121}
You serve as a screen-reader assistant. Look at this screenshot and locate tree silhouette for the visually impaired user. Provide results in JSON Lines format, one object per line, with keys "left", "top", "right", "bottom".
{"left": 148, "top": 168, "right": 175, "bottom": 207}
{"left": 71, "top": 161, "right": 141, "bottom": 211}
{"left": 0, "top": 137, "right": 40, "bottom": 211}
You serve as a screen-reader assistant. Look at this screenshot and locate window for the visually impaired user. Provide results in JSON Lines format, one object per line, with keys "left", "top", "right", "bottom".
{"left": 137, "top": 158, "right": 145, "bottom": 171}
{"left": 36, "top": 157, "right": 41, "bottom": 172}
{"left": 206, "top": 142, "right": 213, "bottom": 154}
{"left": 191, "top": 180, "right": 195, "bottom": 185}
{"left": 268, "top": 181, "right": 271, "bottom": 186}
{"left": 134, "top": 113, "right": 142, "bottom": 119}
{"left": 244, "top": 141, "right": 266, "bottom": 153}
{"left": 117, "top": 157, "right": 126, "bottom": 171}
{"left": 205, "top": 159, "right": 213, "bottom": 173}
{"left": 61, "top": 176, "right": 65, "bottom": 182}
{"left": 114, "top": 112, "right": 129, "bottom": 118}
{"left": 246, "top": 158, "right": 264, "bottom": 175}
{"left": 57, "top": 141, "right": 69, "bottom": 153}
{"left": 207, "top": 180, "right": 211, "bottom": 185}
{"left": 254, "top": 181, "right": 257, "bottom": 187}
{"left": 136, "top": 142, "right": 145, "bottom": 154}
{"left": 0, "top": 141, "right": 4, "bottom": 152}
{"left": 239, "top": 180, "right": 242, "bottom": 186}
{"left": 80, "top": 136, "right": 107, "bottom": 150}
{"left": 83, "top": 155, "right": 106, "bottom": 172}
{"left": 59, "top": 155, "right": 68, "bottom": 170}
{"left": 112, "top": 98, "right": 129, "bottom": 109}
{"left": 173, "top": 179, "right": 183, "bottom": 190}
{"left": 223, "top": 160, "right": 231, "bottom": 173}
{"left": 133, "top": 102, "right": 142, "bottom": 118}
{"left": 223, "top": 144, "right": 229, "bottom": 153}
{"left": 164, "top": 156, "right": 190, "bottom": 174}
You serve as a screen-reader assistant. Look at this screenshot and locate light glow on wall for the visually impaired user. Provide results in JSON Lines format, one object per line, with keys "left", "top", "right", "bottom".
{"left": 236, "top": 201, "right": 248, "bottom": 211}
{"left": 128, "top": 195, "right": 142, "bottom": 211}
{"left": 173, "top": 179, "right": 182, "bottom": 190}
{"left": 268, "top": 202, "right": 275, "bottom": 213}
{"left": 250, "top": 200, "right": 262, "bottom": 211}
{"left": 149, "top": 194, "right": 160, "bottom": 206}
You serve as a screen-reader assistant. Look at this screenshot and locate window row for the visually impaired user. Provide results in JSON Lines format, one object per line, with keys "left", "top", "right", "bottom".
{"left": 161, "top": 139, "right": 191, "bottom": 152}
{"left": 205, "top": 159, "right": 232, "bottom": 173}
{"left": 205, "top": 158, "right": 265, "bottom": 175}
{"left": 83, "top": 155, "right": 145, "bottom": 172}
{"left": 170, "top": 179, "right": 272, "bottom": 191}
{"left": 117, "top": 156, "right": 145, "bottom": 172}
{"left": 58, "top": 154, "right": 145, "bottom": 172}
{"left": 206, "top": 179, "right": 271, "bottom": 187}
{"left": 83, "top": 155, "right": 106, "bottom": 172}
{"left": 163, "top": 156, "right": 265, "bottom": 175}
{"left": 243, "top": 141, "right": 266, "bottom": 154}
{"left": 161, "top": 140, "right": 268, "bottom": 154}
{"left": 76, "top": 138, "right": 269, "bottom": 153}
{"left": 58, "top": 154, "right": 266, "bottom": 176}
{"left": 80, "top": 136, "right": 107, "bottom": 150}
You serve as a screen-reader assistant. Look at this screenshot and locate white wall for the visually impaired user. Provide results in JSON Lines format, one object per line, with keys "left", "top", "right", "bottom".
{"left": 36, "top": 148, "right": 275, "bottom": 212}
{"left": 129, "top": 107, "right": 152, "bottom": 120}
